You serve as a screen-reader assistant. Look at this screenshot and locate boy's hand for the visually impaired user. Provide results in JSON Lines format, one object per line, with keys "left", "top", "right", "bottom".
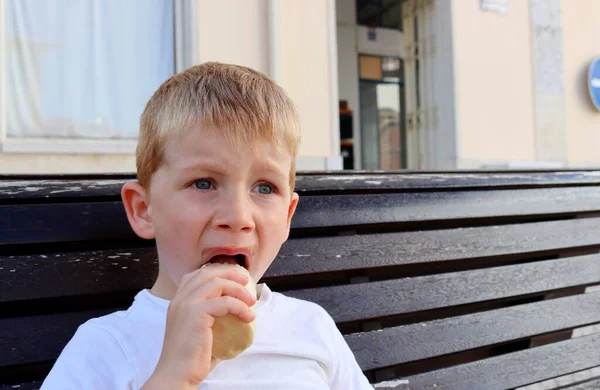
{"left": 144, "top": 266, "right": 257, "bottom": 389}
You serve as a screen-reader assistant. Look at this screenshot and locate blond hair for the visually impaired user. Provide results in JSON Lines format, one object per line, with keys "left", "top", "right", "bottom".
{"left": 137, "top": 62, "right": 300, "bottom": 191}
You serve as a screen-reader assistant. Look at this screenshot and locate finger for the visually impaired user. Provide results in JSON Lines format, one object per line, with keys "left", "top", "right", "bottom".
{"left": 194, "top": 278, "right": 257, "bottom": 307}
{"left": 177, "top": 266, "right": 250, "bottom": 298}
{"left": 202, "top": 296, "right": 256, "bottom": 323}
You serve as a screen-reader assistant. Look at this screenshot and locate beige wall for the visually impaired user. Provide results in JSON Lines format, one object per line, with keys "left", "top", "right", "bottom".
{"left": 452, "top": 1, "right": 537, "bottom": 168}
{"left": 562, "top": 0, "right": 600, "bottom": 166}
{"left": 195, "top": 0, "right": 339, "bottom": 162}
{"left": 196, "top": 0, "right": 339, "bottom": 163}
{"left": 196, "top": 0, "right": 269, "bottom": 74}
{"left": 280, "top": 0, "right": 337, "bottom": 159}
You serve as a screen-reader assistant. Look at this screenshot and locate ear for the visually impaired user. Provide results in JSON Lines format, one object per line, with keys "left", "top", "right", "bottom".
{"left": 121, "top": 181, "right": 155, "bottom": 240}
{"left": 284, "top": 192, "right": 300, "bottom": 240}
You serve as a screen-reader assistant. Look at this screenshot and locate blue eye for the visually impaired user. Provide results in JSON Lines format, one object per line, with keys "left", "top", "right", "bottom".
{"left": 194, "top": 179, "right": 213, "bottom": 190}
{"left": 256, "top": 183, "right": 274, "bottom": 194}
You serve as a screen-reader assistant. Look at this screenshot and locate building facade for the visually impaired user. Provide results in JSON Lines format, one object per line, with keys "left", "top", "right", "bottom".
{"left": 339, "top": 0, "right": 600, "bottom": 170}
{"left": 1, "top": 0, "right": 599, "bottom": 174}
{"left": 0, "top": 0, "right": 342, "bottom": 173}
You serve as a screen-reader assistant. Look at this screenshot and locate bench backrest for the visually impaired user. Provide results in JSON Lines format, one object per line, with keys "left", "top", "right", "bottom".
{"left": 1, "top": 171, "right": 600, "bottom": 389}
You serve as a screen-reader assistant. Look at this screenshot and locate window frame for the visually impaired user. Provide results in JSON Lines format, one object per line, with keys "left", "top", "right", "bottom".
{"left": 0, "top": 0, "right": 196, "bottom": 155}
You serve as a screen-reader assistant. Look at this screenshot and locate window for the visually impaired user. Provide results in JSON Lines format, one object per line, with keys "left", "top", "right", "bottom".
{"left": 1, "top": 0, "right": 175, "bottom": 142}
{"left": 356, "top": 0, "right": 403, "bottom": 31}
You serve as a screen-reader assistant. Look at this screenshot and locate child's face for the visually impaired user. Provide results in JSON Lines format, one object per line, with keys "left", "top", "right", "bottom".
{"left": 147, "top": 127, "right": 298, "bottom": 293}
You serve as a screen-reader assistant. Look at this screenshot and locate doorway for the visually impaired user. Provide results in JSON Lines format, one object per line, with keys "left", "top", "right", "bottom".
{"left": 359, "top": 55, "right": 406, "bottom": 170}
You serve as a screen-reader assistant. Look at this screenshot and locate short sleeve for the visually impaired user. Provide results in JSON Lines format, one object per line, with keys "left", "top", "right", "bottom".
{"left": 40, "top": 321, "right": 135, "bottom": 390}
{"left": 323, "top": 312, "right": 375, "bottom": 389}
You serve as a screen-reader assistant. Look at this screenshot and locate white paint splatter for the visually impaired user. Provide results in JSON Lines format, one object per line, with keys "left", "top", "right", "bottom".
{"left": 295, "top": 254, "right": 311, "bottom": 257}
{"left": 374, "top": 379, "right": 410, "bottom": 388}
{"left": 50, "top": 186, "right": 82, "bottom": 194}
{"left": 90, "top": 180, "right": 128, "bottom": 186}
{"left": 318, "top": 175, "right": 390, "bottom": 182}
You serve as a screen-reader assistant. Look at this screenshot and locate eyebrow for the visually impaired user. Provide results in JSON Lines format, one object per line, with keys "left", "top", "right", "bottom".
{"left": 177, "top": 159, "right": 288, "bottom": 181}
{"left": 178, "top": 161, "right": 226, "bottom": 175}
{"left": 257, "top": 161, "right": 288, "bottom": 181}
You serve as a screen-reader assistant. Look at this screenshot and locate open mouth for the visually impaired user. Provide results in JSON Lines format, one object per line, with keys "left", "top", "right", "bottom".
{"left": 208, "top": 254, "right": 247, "bottom": 269}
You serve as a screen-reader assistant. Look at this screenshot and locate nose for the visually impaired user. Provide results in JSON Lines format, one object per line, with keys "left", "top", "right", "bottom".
{"left": 212, "top": 191, "right": 255, "bottom": 232}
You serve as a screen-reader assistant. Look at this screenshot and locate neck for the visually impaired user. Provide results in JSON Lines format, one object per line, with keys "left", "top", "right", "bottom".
{"left": 149, "top": 265, "right": 177, "bottom": 300}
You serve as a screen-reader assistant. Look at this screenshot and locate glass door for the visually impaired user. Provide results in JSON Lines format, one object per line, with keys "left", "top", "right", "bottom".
{"left": 359, "top": 55, "right": 406, "bottom": 170}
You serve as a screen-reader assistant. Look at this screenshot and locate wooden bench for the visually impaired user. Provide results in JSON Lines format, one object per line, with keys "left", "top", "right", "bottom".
{"left": 1, "top": 170, "right": 600, "bottom": 390}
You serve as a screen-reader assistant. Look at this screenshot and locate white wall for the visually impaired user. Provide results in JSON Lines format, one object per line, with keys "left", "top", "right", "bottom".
{"left": 357, "top": 26, "right": 404, "bottom": 58}
{"left": 529, "top": 0, "right": 567, "bottom": 164}
{"left": 0, "top": 153, "right": 136, "bottom": 174}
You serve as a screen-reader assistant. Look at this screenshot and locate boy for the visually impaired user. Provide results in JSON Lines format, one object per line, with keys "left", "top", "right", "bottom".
{"left": 41, "top": 62, "right": 374, "bottom": 389}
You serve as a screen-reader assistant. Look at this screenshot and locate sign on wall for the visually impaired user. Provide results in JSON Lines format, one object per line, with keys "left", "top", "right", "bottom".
{"left": 589, "top": 57, "right": 600, "bottom": 111}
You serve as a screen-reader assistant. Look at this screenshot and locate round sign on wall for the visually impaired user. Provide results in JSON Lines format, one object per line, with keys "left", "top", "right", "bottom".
{"left": 589, "top": 57, "right": 600, "bottom": 111}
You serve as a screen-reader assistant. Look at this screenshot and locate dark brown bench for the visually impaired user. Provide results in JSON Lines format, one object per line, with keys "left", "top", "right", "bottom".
{"left": 1, "top": 170, "right": 600, "bottom": 390}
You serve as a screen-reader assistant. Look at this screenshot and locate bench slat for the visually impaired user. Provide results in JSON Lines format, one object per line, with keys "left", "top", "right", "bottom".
{"left": 0, "top": 310, "right": 112, "bottom": 368}
{"left": 294, "top": 171, "right": 600, "bottom": 191}
{"left": 2, "top": 293, "right": 599, "bottom": 373}
{"left": 3, "top": 187, "right": 600, "bottom": 246}
{"left": 3, "top": 171, "right": 600, "bottom": 201}
{"left": 0, "top": 179, "right": 128, "bottom": 201}
{"left": 0, "top": 247, "right": 155, "bottom": 303}
{"left": 287, "top": 254, "right": 600, "bottom": 323}
{"left": 402, "top": 333, "right": 600, "bottom": 390}
{"left": 0, "top": 381, "right": 41, "bottom": 390}
{"left": 3, "top": 218, "right": 600, "bottom": 303}
{"left": 293, "top": 187, "right": 600, "bottom": 229}
{"left": 563, "top": 378, "right": 600, "bottom": 390}
{"left": 270, "top": 217, "right": 600, "bottom": 277}
{"left": 347, "top": 292, "right": 600, "bottom": 371}
{"left": 0, "top": 202, "right": 134, "bottom": 245}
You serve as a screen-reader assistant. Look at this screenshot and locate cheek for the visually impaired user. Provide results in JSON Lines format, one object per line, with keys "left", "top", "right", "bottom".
{"left": 153, "top": 203, "right": 206, "bottom": 278}
{"left": 260, "top": 204, "right": 292, "bottom": 246}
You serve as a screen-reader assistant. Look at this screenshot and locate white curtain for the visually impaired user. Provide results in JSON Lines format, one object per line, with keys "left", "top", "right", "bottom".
{"left": 5, "top": 0, "right": 174, "bottom": 139}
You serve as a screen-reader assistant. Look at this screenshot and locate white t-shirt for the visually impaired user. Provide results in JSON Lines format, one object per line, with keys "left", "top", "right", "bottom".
{"left": 41, "top": 284, "right": 374, "bottom": 389}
